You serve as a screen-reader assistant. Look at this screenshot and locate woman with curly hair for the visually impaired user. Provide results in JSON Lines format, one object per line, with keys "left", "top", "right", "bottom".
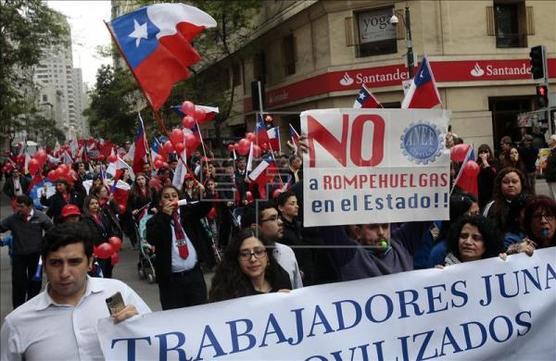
{"left": 440, "top": 215, "right": 503, "bottom": 266}
{"left": 483, "top": 167, "right": 533, "bottom": 241}
{"left": 520, "top": 195, "right": 556, "bottom": 249}
{"left": 209, "top": 229, "right": 291, "bottom": 302}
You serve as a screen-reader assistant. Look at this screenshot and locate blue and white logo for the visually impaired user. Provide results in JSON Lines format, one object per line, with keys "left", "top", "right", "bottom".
{"left": 401, "top": 122, "right": 443, "bottom": 164}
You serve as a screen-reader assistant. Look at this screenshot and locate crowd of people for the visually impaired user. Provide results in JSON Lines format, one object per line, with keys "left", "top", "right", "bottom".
{"left": 1, "top": 131, "right": 555, "bottom": 359}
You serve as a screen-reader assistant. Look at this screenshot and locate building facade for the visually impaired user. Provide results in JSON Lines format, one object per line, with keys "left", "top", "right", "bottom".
{"left": 198, "top": 0, "right": 556, "bottom": 151}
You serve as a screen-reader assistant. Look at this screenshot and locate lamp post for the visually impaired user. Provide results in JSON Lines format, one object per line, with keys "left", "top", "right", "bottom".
{"left": 390, "top": 7, "right": 415, "bottom": 79}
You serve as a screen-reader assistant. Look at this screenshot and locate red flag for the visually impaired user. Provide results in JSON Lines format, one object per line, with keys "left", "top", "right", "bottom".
{"left": 132, "top": 122, "right": 147, "bottom": 173}
{"left": 353, "top": 84, "right": 382, "bottom": 108}
{"left": 107, "top": 4, "right": 217, "bottom": 110}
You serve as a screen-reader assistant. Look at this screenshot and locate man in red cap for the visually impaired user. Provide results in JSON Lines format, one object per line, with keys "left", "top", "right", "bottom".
{"left": 60, "top": 204, "right": 81, "bottom": 223}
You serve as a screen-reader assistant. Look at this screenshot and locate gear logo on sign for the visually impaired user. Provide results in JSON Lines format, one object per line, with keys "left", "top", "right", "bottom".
{"left": 339, "top": 72, "right": 354, "bottom": 86}
{"left": 401, "top": 122, "right": 443, "bottom": 165}
{"left": 470, "top": 63, "right": 485, "bottom": 77}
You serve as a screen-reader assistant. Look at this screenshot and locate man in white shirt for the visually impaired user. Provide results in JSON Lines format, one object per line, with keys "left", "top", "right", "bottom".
{"left": 242, "top": 202, "right": 303, "bottom": 289}
{"left": 0, "top": 222, "right": 151, "bottom": 361}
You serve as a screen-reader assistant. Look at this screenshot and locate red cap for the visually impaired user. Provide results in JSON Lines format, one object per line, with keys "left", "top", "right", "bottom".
{"left": 61, "top": 204, "right": 81, "bottom": 218}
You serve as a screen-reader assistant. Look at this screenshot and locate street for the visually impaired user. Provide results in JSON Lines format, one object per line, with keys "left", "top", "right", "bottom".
{"left": 0, "top": 180, "right": 552, "bottom": 322}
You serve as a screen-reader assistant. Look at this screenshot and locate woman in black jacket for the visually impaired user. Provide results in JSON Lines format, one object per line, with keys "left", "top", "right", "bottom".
{"left": 146, "top": 185, "right": 214, "bottom": 310}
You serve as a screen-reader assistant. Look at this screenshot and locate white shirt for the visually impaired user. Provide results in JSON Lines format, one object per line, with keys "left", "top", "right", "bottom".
{"left": 273, "top": 242, "right": 303, "bottom": 289}
{"left": 0, "top": 277, "right": 151, "bottom": 361}
{"left": 12, "top": 178, "right": 22, "bottom": 196}
{"left": 170, "top": 209, "right": 198, "bottom": 273}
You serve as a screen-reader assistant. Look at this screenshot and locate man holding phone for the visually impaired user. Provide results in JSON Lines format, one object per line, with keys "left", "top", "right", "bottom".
{"left": 0, "top": 222, "right": 151, "bottom": 361}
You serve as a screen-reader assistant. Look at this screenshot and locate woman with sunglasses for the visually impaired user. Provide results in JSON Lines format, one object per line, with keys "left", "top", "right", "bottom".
{"left": 209, "top": 229, "right": 291, "bottom": 302}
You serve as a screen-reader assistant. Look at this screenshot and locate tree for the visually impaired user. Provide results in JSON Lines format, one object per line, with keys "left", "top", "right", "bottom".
{"left": 0, "top": 0, "right": 68, "bottom": 150}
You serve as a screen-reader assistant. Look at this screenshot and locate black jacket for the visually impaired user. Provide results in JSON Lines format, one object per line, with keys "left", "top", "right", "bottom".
{"left": 40, "top": 191, "right": 84, "bottom": 223}
{"left": 146, "top": 201, "right": 213, "bottom": 281}
{"left": 3, "top": 176, "right": 30, "bottom": 198}
{"left": 546, "top": 148, "right": 556, "bottom": 182}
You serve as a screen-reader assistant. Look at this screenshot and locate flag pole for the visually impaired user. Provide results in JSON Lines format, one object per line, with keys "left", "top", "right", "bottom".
{"left": 195, "top": 120, "right": 209, "bottom": 161}
{"left": 138, "top": 112, "right": 154, "bottom": 169}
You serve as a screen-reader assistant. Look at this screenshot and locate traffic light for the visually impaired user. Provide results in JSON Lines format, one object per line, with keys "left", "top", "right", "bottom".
{"left": 536, "top": 84, "right": 548, "bottom": 108}
{"left": 529, "top": 45, "right": 545, "bottom": 80}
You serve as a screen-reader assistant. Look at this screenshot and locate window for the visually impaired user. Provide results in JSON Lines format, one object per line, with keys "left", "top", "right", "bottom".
{"left": 282, "top": 34, "right": 296, "bottom": 76}
{"left": 355, "top": 7, "right": 397, "bottom": 57}
{"left": 494, "top": 0, "right": 527, "bottom": 48}
{"left": 42, "top": 95, "right": 48, "bottom": 102}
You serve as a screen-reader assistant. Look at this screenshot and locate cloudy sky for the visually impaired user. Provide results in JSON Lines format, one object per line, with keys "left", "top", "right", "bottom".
{"left": 47, "top": 1, "right": 112, "bottom": 87}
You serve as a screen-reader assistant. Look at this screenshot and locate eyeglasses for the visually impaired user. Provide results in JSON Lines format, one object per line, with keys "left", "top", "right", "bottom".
{"left": 238, "top": 247, "right": 267, "bottom": 261}
{"left": 260, "top": 214, "right": 280, "bottom": 223}
{"left": 533, "top": 214, "right": 554, "bottom": 221}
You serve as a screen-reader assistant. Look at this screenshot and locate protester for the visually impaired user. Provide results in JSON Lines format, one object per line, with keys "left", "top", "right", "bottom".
{"left": 40, "top": 179, "right": 84, "bottom": 223}
{"left": 501, "top": 147, "right": 527, "bottom": 176}
{"left": 276, "top": 191, "right": 316, "bottom": 285}
{"left": 82, "top": 196, "right": 119, "bottom": 278}
{"left": 518, "top": 134, "right": 538, "bottom": 189}
{"left": 520, "top": 195, "right": 556, "bottom": 249}
{"left": 544, "top": 134, "right": 556, "bottom": 199}
{"left": 209, "top": 229, "right": 291, "bottom": 302}
{"left": 483, "top": 167, "right": 533, "bottom": 239}
{"left": 0, "top": 195, "right": 53, "bottom": 309}
{"left": 127, "top": 172, "right": 158, "bottom": 218}
{"left": 181, "top": 173, "right": 203, "bottom": 202}
{"left": 242, "top": 202, "right": 303, "bottom": 289}
{"left": 146, "top": 185, "right": 214, "bottom": 310}
{"left": 3, "top": 168, "right": 30, "bottom": 201}
{"left": 59, "top": 204, "right": 82, "bottom": 223}
{"left": 498, "top": 135, "right": 513, "bottom": 165}
{"left": 91, "top": 184, "right": 123, "bottom": 239}
{"left": 476, "top": 144, "right": 497, "bottom": 210}
{"left": 286, "top": 154, "right": 303, "bottom": 185}
{"left": 440, "top": 215, "right": 503, "bottom": 266}
{"left": 0, "top": 222, "right": 151, "bottom": 360}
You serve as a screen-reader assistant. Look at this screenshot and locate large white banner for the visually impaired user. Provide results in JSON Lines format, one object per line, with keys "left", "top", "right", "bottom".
{"left": 300, "top": 109, "right": 450, "bottom": 227}
{"left": 98, "top": 248, "right": 556, "bottom": 361}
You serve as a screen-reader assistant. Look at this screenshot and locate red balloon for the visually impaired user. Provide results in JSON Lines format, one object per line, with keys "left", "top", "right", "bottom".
{"left": 110, "top": 252, "right": 120, "bottom": 266}
{"left": 108, "top": 236, "right": 123, "bottom": 252}
{"left": 194, "top": 107, "right": 206, "bottom": 123}
{"left": 69, "top": 169, "right": 78, "bottom": 181}
{"left": 163, "top": 140, "right": 174, "bottom": 154}
{"left": 154, "top": 159, "right": 164, "bottom": 169}
{"left": 35, "top": 150, "right": 47, "bottom": 164}
{"left": 118, "top": 204, "right": 126, "bottom": 214}
{"left": 238, "top": 138, "right": 250, "bottom": 148}
{"left": 181, "top": 101, "right": 195, "bottom": 116}
{"left": 181, "top": 115, "right": 195, "bottom": 129}
{"left": 155, "top": 154, "right": 165, "bottom": 163}
{"left": 59, "top": 164, "right": 70, "bottom": 174}
{"left": 94, "top": 243, "right": 114, "bottom": 259}
{"left": 170, "top": 128, "right": 183, "bottom": 145}
{"left": 456, "top": 160, "right": 480, "bottom": 198}
{"left": 107, "top": 154, "right": 117, "bottom": 163}
{"left": 54, "top": 167, "right": 65, "bottom": 178}
{"left": 174, "top": 142, "right": 185, "bottom": 153}
{"left": 450, "top": 144, "right": 471, "bottom": 162}
{"left": 47, "top": 170, "right": 57, "bottom": 181}
{"left": 97, "top": 155, "right": 105, "bottom": 161}
{"left": 162, "top": 162, "right": 169, "bottom": 168}
{"left": 253, "top": 145, "right": 262, "bottom": 158}
{"left": 272, "top": 188, "right": 283, "bottom": 199}
{"left": 28, "top": 158, "right": 40, "bottom": 174}
{"left": 184, "top": 133, "right": 196, "bottom": 145}
{"left": 246, "top": 132, "right": 256, "bottom": 142}
{"left": 237, "top": 142, "right": 250, "bottom": 156}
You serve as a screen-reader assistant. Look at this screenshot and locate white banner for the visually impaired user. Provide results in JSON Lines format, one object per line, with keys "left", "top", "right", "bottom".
{"left": 98, "top": 248, "right": 556, "bottom": 361}
{"left": 300, "top": 109, "right": 450, "bottom": 227}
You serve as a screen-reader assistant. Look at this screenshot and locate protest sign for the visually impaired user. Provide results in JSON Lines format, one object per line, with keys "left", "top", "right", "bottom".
{"left": 98, "top": 248, "right": 555, "bottom": 361}
{"left": 300, "top": 108, "right": 450, "bottom": 227}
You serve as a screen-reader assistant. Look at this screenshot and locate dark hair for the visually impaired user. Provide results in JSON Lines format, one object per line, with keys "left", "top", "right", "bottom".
{"left": 289, "top": 154, "right": 301, "bottom": 164}
{"left": 82, "top": 196, "right": 99, "bottom": 216}
{"left": 209, "top": 228, "right": 288, "bottom": 302}
{"left": 241, "top": 201, "right": 276, "bottom": 228}
{"left": 275, "top": 190, "right": 296, "bottom": 208}
{"left": 15, "top": 194, "right": 33, "bottom": 207}
{"left": 500, "top": 136, "right": 512, "bottom": 146}
{"left": 56, "top": 179, "right": 69, "bottom": 187}
{"left": 130, "top": 172, "right": 152, "bottom": 200}
{"left": 42, "top": 221, "right": 94, "bottom": 260}
{"left": 490, "top": 167, "right": 532, "bottom": 232}
{"left": 158, "top": 185, "right": 181, "bottom": 207}
{"left": 476, "top": 144, "right": 494, "bottom": 163}
{"left": 91, "top": 185, "right": 110, "bottom": 198}
{"left": 447, "top": 215, "right": 503, "bottom": 261}
{"left": 521, "top": 196, "right": 556, "bottom": 247}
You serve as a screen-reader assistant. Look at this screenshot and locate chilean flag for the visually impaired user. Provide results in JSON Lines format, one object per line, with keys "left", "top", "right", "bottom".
{"left": 353, "top": 84, "right": 382, "bottom": 108}
{"left": 401, "top": 56, "right": 442, "bottom": 109}
{"left": 289, "top": 124, "right": 300, "bottom": 149}
{"left": 108, "top": 4, "right": 217, "bottom": 110}
{"left": 132, "top": 122, "right": 148, "bottom": 173}
{"left": 267, "top": 126, "right": 281, "bottom": 152}
{"left": 256, "top": 113, "right": 270, "bottom": 148}
{"left": 248, "top": 154, "right": 278, "bottom": 199}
